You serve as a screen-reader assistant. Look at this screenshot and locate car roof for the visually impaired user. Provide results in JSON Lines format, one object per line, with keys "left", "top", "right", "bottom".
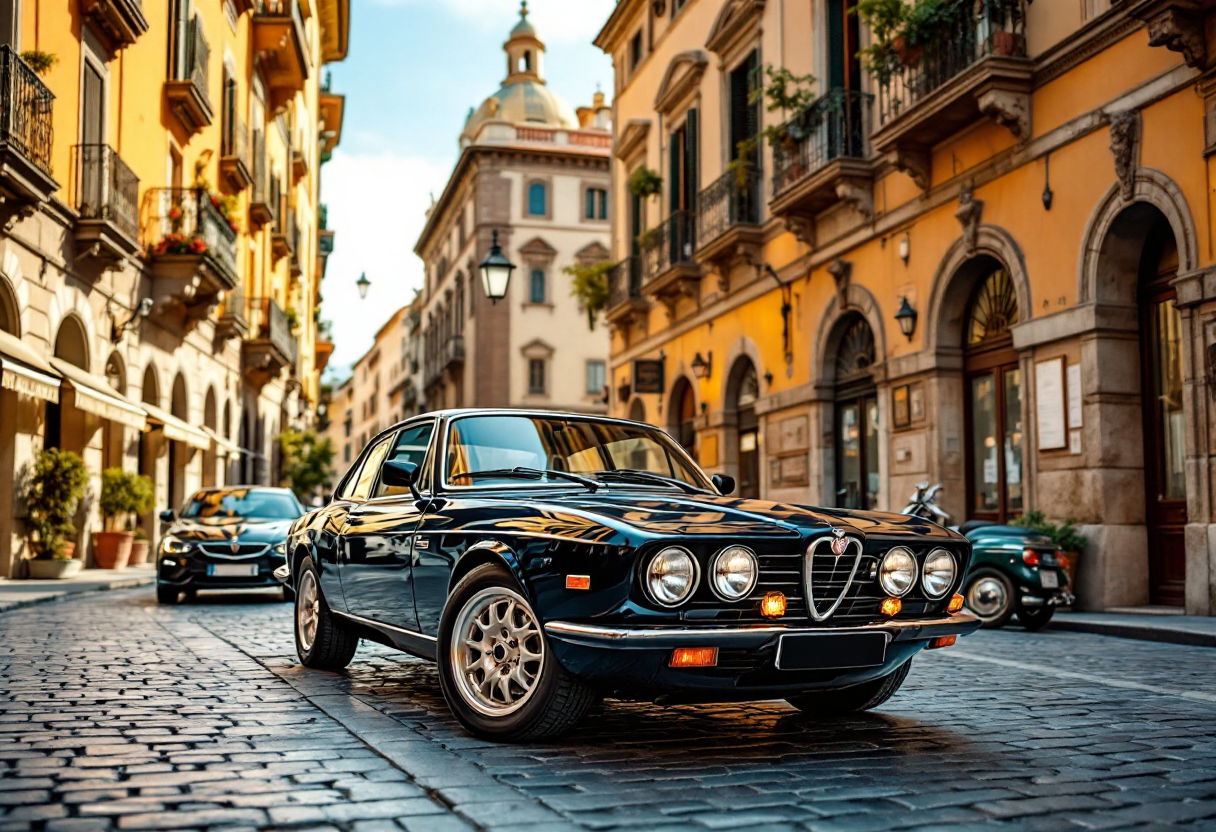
{"left": 371, "top": 408, "right": 659, "bottom": 445}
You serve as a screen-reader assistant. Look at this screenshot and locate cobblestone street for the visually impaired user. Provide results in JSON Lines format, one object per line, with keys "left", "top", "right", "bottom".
{"left": 2, "top": 589, "right": 1216, "bottom": 832}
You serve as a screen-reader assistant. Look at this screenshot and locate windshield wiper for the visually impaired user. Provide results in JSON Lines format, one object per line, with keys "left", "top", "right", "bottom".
{"left": 595, "top": 469, "right": 703, "bottom": 495}
{"left": 454, "top": 467, "right": 599, "bottom": 492}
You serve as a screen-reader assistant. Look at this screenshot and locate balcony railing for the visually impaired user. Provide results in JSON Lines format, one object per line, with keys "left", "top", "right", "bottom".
{"left": 642, "top": 211, "right": 697, "bottom": 282}
{"left": 607, "top": 256, "right": 643, "bottom": 310}
{"left": 251, "top": 296, "right": 299, "bottom": 370}
{"left": 877, "top": 0, "right": 1027, "bottom": 126}
{"left": 143, "top": 187, "right": 239, "bottom": 285}
{"left": 771, "top": 89, "right": 873, "bottom": 198}
{"left": 73, "top": 145, "right": 139, "bottom": 241}
{"left": 698, "top": 164, "right": 760, "bottom": 249}
{"left": 222, "top": 114, "right": 247, "bottom": 162}
{"left": 0, "top": 46, "right": 54, "bottom": 180}
{"left": 216, "top": 282, "right": 248, "bottom": 339}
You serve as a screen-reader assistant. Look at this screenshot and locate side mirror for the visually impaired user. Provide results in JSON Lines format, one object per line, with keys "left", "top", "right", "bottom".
{"left": 159, "top": 509, "right": 176, "bottom": 524}
{"left": 382, "top": 460, "right": 421, "bottom": 500}
{"left": 712, "top": 474, "right": 736, "bottom": 495}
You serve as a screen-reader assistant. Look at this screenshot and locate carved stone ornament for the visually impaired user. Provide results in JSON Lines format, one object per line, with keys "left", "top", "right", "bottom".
{"left": 977, "top": 89, "right": 1031, "bottom": 141}
{"left": 955, "top": 183, "right": 985, "bottom": 254}
{"left": 827, "top": 258, "right": 852, "bottom": 310}
{"left": 887, "top": 148, "right": 930, "bottom": 191}
{"left": 1145, "top": 7, "right": 1206, "bottom": 69}
{"left": 1109, "top": 110, "right": 1141, "bottom": 202}
{"left": 835, "top": 180, "right": 874, "bottom": 221}
{"left": 784, "top": 215, "right": 814, "bottom": 245}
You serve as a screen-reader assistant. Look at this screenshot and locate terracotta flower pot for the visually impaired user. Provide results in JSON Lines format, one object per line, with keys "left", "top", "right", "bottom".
{"left": 991, "top": 30, "right": 1021, "bottom": 57}
{"left": 128, "top": 540, "right": 151, "bottom": 566}
{"left": 894, "top": 36, "right": 923, "bottom": 68}
{"left": 92, "top": 531, "right": 134, "bottom": 570}
{"left": 27, "top": 558, "right": 83, "bottom": 580}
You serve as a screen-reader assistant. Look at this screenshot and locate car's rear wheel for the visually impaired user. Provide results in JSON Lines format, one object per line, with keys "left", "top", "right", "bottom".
{"left": 964, "top": 568, "right": 1015, "bottom": 629}
{"left": 295, "top": 556, "right": 358, "bottom": 670}
{"left": 786, "top": 660, "right": 913, "bottom": 715}
{"left": 156, "top": 584, "right": 178, "bottom": 605}
{"left": 1016, "top": 605, "right": 1055, "bottom": 632}
{"left": 438, "top": 563, "right": 596, "bottom": 741}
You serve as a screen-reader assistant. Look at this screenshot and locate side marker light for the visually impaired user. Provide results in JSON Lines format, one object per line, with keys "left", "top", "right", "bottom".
{"left": 928, "top": 635, "right": 957, "bottom": 650}
{"left": 947, "top": 593, "right": 965, "bottom": 613}
{"left": 881, "top": 597, "right": 902, "bottom": 616}
{"left": 566, "top": 575, "right": 591, "bottom": 590}
{"left": 670, "top": 647, "right": 718, "bottom": 668}
{"left": 760, "top": 591, "right": 786, "bottom": 618}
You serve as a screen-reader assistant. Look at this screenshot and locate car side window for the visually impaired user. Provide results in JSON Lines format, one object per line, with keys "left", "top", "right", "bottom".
{"left": 349, "top": 437, "right": 392, "bottom": 502}
{"left": 374, "top": 422, "right": 434, "bottom": 499}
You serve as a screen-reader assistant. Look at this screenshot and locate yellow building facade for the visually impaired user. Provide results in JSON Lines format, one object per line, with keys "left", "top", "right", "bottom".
{"left": 0, "top": 0, "right": 348, "bottom": 576}
{"left": 597, "top": 0, "right": 1216, "bottom": 614}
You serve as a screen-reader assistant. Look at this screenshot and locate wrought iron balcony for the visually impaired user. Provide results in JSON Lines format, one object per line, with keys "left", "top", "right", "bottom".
{"left": 425, "top": 335, "right": 465, "bottom": 388}
{"left": 73, "top": 144, "right": 140, "bottom": 262}
{"left": 871, "top": 0, "right": 1031, "bottom": 189}
{"left": 249, "top": 129, "right": 274, "bottom": 229}
{"left": 165, "top": 15, "right": 213, "bottom": 133}
{"left": 220, "top": 116, "right": 251, "bottom": 192}
{"left": 642, "top": 211, "right": 697, "bottom": 281}
{"left": 270, "top": 191, "right": 289, "bottom": 261}
{"left": 79, "top": 0, "right": 149, "bottom": 50}
{"left": 606, "top": 256, "right": 646, "bottom": 327}
{"left": 286, "top": 208, "right": 301, "bottom": 278}
{"left": 216, "top": 283, "right": 249, "bottom": 340}
{"left": 0, "top": 46, "right": 57, "bottom": 213}
{"left": 253, "top": 0, "right": 310, "bottom": 111}
{"left": 143, "top": 188, "right": 239, "bottom": 318}
{"left": 696, "top": 163, "right": 763, "bottom": 277}
{"left": 242, "top": 296, "right": 298, "bottom": 388}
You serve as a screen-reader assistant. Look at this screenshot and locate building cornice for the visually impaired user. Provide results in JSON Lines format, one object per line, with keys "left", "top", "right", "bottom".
{"left": 594, "top": 0, "right": 647, "bottom": 53}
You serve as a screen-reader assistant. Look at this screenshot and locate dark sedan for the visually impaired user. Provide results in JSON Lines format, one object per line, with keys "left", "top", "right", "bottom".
{"left": 156, "top": 486, "right": 305, "bottom": 604}
{"left": 279, "top": 410, "right": 980, "bottom": 741}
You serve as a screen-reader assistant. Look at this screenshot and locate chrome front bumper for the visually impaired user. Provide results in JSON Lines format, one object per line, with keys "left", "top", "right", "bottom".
{"left": 544, "top": 613, "right": 981, "bottom": 651}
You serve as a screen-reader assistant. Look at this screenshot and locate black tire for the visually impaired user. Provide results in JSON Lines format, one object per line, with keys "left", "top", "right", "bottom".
{"left": 282, "top": 585, "right": 296, "bottom": 603}
{"left": 964, "top": 567, "right": 1016, "bottom": 629}
{"left": 1016, "top": 605, "right": 1055, "bottom": 632}
{"left": 786, "top": 659, "right": 913, "bottom": 715}
{"left": 438, "top": 563, "right": 596, "bottom": 742}
{"left": 156, "top": 584, "right": 179, "bottom": 605}
{"left": 294, "top": 555, "right": 358, "bottom": 670}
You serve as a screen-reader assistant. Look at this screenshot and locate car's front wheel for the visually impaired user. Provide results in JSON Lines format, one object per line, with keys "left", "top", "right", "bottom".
{"left": 786, "top": 659, "right": 913, "bottom": 715}
{"left": 964, "top": 568, "right": 1016, "bottom": 629}
{"left": 295, "top": 556, "right": 358, "bottom": 670}
{"left": 1016, "top": 605, "right": 1054, "bottom": 631}
{"left": 438, "top": 563, "right": 596, "bottom": 741}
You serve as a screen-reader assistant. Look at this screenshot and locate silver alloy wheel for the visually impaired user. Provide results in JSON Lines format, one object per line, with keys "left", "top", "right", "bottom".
{"left": 450, "top": 586, "right": 544, "bottom": 717}
{"left": 297, "top": 570, "right": 320, "bottom": 651}
{"left": 966, "top": 576, "right": 1010, "bottom": 621}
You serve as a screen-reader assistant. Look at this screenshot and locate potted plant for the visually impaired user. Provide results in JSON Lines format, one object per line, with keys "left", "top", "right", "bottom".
{"left": 23, "top": 448, "right": 89, "bottom": 580}
{"left": 126, "top": 474, "right": 155, "bottom": 566}
{"left": 1013, "top": 510, "right": 1087, "bottom": 597}
{"left": 855, "top": 0, "right": 910, "bottom": 83}
{"left": 627, "top": 166, "right": 663, "bottom": 200}
{"left": 563, "top": 260, "right": 613, "bottom": 330}
{"left": 19, "top": 49, "right": 57, "bottom": 76}
{"left": 94, "top": 468, "right": 134, "bottom": 569}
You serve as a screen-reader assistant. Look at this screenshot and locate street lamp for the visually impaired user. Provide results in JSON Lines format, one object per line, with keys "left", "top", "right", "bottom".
{"left": 895, "top": 296, "right": 918, "bottom": 341}
{"left": 479, "top": 230, "right": 515, "bottom": 304}
{"left": 690, "top": 351, "right": 712, "bottom": 380}
{"left": 356, "top": 272, "right": 370, "bottom": 300}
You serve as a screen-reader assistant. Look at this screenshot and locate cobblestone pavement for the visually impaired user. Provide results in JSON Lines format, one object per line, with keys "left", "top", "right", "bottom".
{"left": 3, "top": 589, "right": 1216, "bottom": 832}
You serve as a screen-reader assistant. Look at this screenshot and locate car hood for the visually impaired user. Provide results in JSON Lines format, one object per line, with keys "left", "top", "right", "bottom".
{"left": 473, "top": 491, "right": 958, "bottom": 541}
{"left": 166, "top": 518, "right": 295, "bottom": 544}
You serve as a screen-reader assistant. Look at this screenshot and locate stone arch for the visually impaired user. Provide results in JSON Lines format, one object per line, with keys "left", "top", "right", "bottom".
{"left": 0, "top": 270, "right": 19, "bottom": 335}
{"left": 812, "top": 282, "right": 887, "bottom": 386}
{"left": 719, "top": 335, "right": 764, "bottom": 412}
{"left": 171, "top": 373, "right": 188, "bottom": 421}
{"left": 628, "top": 397, "right": 646, "bottom": 423}
{"left": 203, "top": 386, "right": 218, "bottom": 430}
{"left": 1079, "top": 168, "right": 1198, "bottom": 305}
{"left": 926, "top": 224, "right": 1031, "bottom": 355}
{"left": 53, "top": 314, "right": 91, "bottom": 371}
{"left": 654, "top": 49, "right": 709, "bottom": 114}
{"left": 223, "top": 399, "right": 233, "bottom": 440}
{"left": 103, "top": 351, "right": 126, "bottom": 393}
{"left": 667, "top": 373, "right": 698, "bottom": 455}
{"left": 141, "top": 364, "right": 161, "bottom": 406}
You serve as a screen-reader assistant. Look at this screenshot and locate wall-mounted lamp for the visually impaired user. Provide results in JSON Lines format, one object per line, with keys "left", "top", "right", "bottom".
{"left": 898, "top": 233, "right": 911, "bottom": 265}
{"left": 764, "top": 370, "right": 774, "bottom": 388}
{"left": 895, "top": 297, "right": 918, "bottom": 342}
{"left": 691, "top": 351, "right": 712, "bottom": 380}
{"left": 356, "top": 271, "right": 371, "bottom": 300}
{"left": 110, "top": 298, "right": 153, "bottom": 343}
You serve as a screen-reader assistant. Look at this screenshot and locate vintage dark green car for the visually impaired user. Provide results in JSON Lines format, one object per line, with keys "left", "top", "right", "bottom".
{"left": 960, "top": 523, "right": 1074, "bottom": 630}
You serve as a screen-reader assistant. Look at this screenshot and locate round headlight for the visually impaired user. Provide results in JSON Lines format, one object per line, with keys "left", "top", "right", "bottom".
{"left": 921, "top": 548, "right": 956, "bottom": 598}
{"left": 710, "top": 546, "right": 758, "bottom": 601}
{"left": 879, "top": 547, "right": 916, "bottom": 597}
{"left": 645, "top": 547, "right": 698, "bottom": 607}
{"left": 273, "top": 542, "right": 287, "bottom": 556}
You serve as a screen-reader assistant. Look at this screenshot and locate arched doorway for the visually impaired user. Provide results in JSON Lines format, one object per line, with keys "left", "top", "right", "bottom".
{"left": 139, "top": 365, "right": 161, "bottom": 538}
{"left": 1138, "top": 214, "right": 1186, "bottom": 605}
{"left": 726, "top": 359, "right": 760, "bottom": 499}
{"left": 669, "top": 377, "right": 696, "bottom": 459}
{"left": 0, "top": 277, "right": 18, "bottom": 335}
{"left": 203, "top": 387, "right": 218, "bottom": 487}
{"left": 102, "top": 352, "right": 126, "bottom": 469}
{"left": 169, "top": 373, "right": 189, "bottom": 510}
{"left": 830, "top": 314, "right": 878, "bottom": 509}
{"left": 628, "top": 397, "right": 646, "bottom": 423}
{"left": 50, "top": 314, "right": 91, "bottom": 451}
{"left": 963, "top": 263, "right": 1022, "bottom": 523}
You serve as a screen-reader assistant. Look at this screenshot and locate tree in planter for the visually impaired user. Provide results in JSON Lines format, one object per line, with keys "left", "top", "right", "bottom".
{"left": 564, "top": 260, "right": 613, "bottom": 330}
{"left": 96, "top": 468, "right": 139, "bottom": 569}
{"left": 24, "top": 448, "right": 89, "bottom": 560}
{"left": 278, "top": 429, "right": 335, "bottom": 504}
{"left": 126, "top": 474, "right": 156, "bottom": 565}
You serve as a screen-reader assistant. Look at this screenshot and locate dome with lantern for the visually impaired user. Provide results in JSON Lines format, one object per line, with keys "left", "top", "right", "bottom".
{"left": 460, "top": 2, "right": 581, "bottom": 145}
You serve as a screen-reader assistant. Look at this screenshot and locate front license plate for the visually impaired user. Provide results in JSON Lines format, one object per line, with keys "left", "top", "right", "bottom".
{"left": 208, "top": 564, "right": 258, "bottom": 577}
{"left": 776, "top": 632, "right": 888, "bottom": 671}
{"left": 1040, "top": 570, "right": 1060, "bottom": 589}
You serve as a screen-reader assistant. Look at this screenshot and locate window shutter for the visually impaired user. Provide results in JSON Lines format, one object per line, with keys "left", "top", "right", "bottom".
{"left": 669, "top": 126, "right": 681, "bottom": 212}
{"left": 684, "top": 108, "right": 698, "bottom": 212}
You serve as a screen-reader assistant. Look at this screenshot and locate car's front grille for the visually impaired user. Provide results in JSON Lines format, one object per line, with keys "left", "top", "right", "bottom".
{"left": 197, "top": 543, "right": 270, "bottom": 559}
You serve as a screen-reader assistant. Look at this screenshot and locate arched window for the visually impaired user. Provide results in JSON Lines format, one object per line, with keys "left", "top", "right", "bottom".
{"left": 104, "top": 353, "right": 125, "bottom": 393}
{"left": 529, "top": 268, "right": 546, "bottom": 303}
{"left": 728, "top": 359, "right": 760, "bottom": 498}
{"left": 528, "top": 182, "right": 547, "bottom": 216}
{"left": 670, "top": 378, "right": 696, "bottom": 458}
{"left": 831, "top": 315, "right": 878, "bottom": 510}
{"left": 0, "top": 277, "right": 18, "bottom": 335}
{"left": 54, "top": 315, "right": 90, "bottom": 371}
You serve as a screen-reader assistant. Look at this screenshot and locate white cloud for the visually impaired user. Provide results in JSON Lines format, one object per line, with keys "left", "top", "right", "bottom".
{"left": 367, "top": 0, "right": 616, "bottom": 44}
{"left": 318, "top": 149, "right": 452, "bottom": 379}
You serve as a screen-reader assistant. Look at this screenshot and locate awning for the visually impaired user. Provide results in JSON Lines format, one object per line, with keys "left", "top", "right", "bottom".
{"left": 202, "top": 426, "right": 241, "bottom": 456}
{"left": 143, "top": 402, "right": 211, "bottom": 450}
{"left": 0, "top": 329, "right": 61, "bottom": 403}
{"left": 49, "top": 357, "right": 147, "bottom": 430}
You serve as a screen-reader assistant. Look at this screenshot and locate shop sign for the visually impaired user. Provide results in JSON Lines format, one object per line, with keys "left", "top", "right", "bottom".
{"left": 633, "top": 359, "right": 665, "bottom": 395}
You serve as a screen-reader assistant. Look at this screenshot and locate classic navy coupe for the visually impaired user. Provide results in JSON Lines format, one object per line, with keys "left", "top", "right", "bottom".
{"left": 280, "top": 410, "right": 980, "bottom": 740}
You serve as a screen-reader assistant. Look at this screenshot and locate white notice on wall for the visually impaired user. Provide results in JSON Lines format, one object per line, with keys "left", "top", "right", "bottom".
{"left": 1067, "top": 363, "right": 1082, "bottom": 429}
{"left": 1036, "top": 358, "right": 1068, "bottom": 450}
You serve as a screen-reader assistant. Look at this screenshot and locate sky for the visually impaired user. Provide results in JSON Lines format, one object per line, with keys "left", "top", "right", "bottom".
{"left": 318, "top": 0, "right": 616, "bottom": 382}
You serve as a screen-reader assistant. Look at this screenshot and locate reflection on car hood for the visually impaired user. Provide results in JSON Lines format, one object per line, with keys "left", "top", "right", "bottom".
{"left": 166, "top": 517, "right": 294, "bottom": 545}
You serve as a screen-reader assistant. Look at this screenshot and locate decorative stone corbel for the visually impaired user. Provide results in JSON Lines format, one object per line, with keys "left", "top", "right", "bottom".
{"left": 977, "top": 89, "right": 1031, "bottom": 141}
{"left": 784, "top": 215, "right": 814, "bottom": 245}
{"left": 835, "top": 179, "right": 874, "bottom": 221}
{"left": 827, "top": 257, "right": 852, "bottom": 310}
{"left": 1145, "top": 7, "right": 1206, "bottom": 68}
{"left": 1109, "top": 110, "right": 1141, "bottom": 202}
{"left": 955, "top": 183, "right": 984, "bottom": 254}
{"left": 887, "top": 148, "right": 930, "bottom": 191}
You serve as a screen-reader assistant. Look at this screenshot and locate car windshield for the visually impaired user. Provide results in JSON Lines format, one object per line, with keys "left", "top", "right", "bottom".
{"left": 445, "top": 415, "right": 712, "bottom": 491}
{"left": 180, "top": 488, "right": 303, "bottom": 521}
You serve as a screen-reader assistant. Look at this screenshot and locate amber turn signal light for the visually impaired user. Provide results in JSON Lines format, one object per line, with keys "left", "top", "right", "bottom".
{"left": 928, "top": 635, "right": 957, "bottom": 650}
{"left": 947, "top": 593, "right": 965, "bottom": 613}
{"left": 565, "top": 575, "right": 591, "bottom": 590}
{"left": 760, "top": 591, "right": 786, "bottom": 618}
{"left": 670, "top": 647, "right": 718, "bottom": 668}
{"left": 880, "top": 597, "right": 902, "bottom": 616}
